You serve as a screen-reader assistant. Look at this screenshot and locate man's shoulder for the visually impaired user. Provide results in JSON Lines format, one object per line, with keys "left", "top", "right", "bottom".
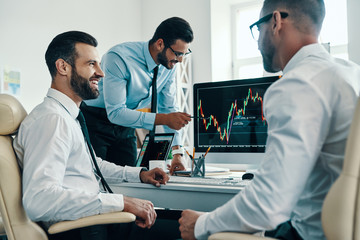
{"left": 22, "top": 98, "right": 71, "bottom": 129}
{"left": 107, "top": 41, "right": 145, "bottom": 58}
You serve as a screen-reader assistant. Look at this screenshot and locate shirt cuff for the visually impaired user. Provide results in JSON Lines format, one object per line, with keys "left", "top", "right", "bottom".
{"left": 124, "top": 166, "right": 143, "bottom": 182}
{"left": 99, "top": 193, "right": 124, "bottom": 212}
{"left": 194, "top": 212, "right": 211, "bottom": 240}
{"left": 172, "top": 128, "right": 182, "bottom": 146}
{"left": 143, "top": 112, "right": 156, "bottom": 130}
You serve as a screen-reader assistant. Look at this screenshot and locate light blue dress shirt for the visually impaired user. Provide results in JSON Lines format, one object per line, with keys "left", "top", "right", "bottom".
{"left": 13, "top": 88, "right": 143, "bottom": 225}
{"left": 194, "top": 44, "right": 360, "bottom": 239}
{"left": 85, "top": 41, "right": 182, "bottom": 146}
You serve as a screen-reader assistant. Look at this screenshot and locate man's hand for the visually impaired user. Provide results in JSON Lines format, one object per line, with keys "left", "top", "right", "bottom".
{"left": 155, "top": 112, "right": 191, "bottom": 130}
{"left": 123, "top": 196, "right": 156, "bottom": 229}
{"left": 168, "top": 154, "right": 186, "bottom": 175}
{"left": 179, "top": 210, "right": 204, "bottom": 240}
{"left": 140, "top": 168, "right": 169, "bottom": 187}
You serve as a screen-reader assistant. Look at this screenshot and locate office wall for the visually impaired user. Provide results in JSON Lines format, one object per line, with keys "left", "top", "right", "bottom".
{"left": 1, "top": 0, "right": 359, "bottom": 112}
{"left": 140, "top": 0, "right": 212, "bottom": 84}
{"left": 0, "top": 0, "right": 142, "bottom": 112}
{"left": 347, "top": 0, "right": 360, "bottom": 65}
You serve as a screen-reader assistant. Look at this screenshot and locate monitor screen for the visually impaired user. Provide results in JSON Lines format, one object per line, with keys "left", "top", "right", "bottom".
{"left": 136, "top": 133, "right": 174, "bottom": 168}
{"left": 193, "top": 76, "right": 280, "bottom": 166}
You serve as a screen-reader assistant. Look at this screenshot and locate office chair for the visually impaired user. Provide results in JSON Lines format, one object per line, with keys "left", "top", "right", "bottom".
{"left": 0, "top": 94, "right": 136, "bottom": 240}
{"left": 0, "top": 215, "right": 6, "bottom": 239}
{"left": 321, "top": 96, "right": 360, "bottom": 240}
{"left": 210, "top": 97, "right": 360, "bottom": 240}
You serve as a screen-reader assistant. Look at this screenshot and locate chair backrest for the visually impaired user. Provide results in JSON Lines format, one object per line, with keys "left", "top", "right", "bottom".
{"left": 0, "top": 94, "right": 48, "bottom": 240}
{"left": 0, "top": 215, "right": 5, "bottom": 236}
{"left": 322, "top": 97, "right": 360, "bottom": 240}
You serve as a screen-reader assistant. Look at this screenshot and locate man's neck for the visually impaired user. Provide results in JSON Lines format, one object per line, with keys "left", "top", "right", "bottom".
{"left": 50, "top": 82, "right": 82, "bottom": 107}
{"left": 149, "top": 42, "right": 159, "bottom": 65}
{"left": 279, "top": 33, "right": 318, "bottom": 70}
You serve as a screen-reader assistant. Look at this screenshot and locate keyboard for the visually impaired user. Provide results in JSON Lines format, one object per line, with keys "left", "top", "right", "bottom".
{"left": 168, "top": 176, "right": 250, "bottom": 187}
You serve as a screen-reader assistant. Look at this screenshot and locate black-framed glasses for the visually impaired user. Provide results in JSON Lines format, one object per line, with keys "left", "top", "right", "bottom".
{"left": 249, "top": 12, "right": 289, "bottom": 41}
{"left": 168, "top": 46, "right": 192, "bottom": 58}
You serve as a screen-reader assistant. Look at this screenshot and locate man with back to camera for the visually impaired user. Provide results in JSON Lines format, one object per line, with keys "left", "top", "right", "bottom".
{"left": 13, "top": 31, "right": 173, "bottom": 240}
{"left": 179, "top": 0, "right": 360, "bottom": 239}
{"left": 81, "top": 17, "right": 193, "bottom": 174}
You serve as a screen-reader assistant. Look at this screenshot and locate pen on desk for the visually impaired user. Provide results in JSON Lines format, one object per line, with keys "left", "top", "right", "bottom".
{"left": 204, "top": 146, "right": 212, "bottom": 157}
{"left": 192, "top": 147, "right": 196, "bottom": 174}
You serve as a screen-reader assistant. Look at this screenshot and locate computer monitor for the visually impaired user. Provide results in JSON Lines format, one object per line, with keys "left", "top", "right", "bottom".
{"left": 193, "top": 76, "right": 280, "bottom": 169}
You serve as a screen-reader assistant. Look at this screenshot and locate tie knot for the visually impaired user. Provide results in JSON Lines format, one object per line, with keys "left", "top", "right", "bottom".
{"left": 153, "top": 66, "right": 159, "bottom": 75}
{"left": 77, "top": 110, "right": 85, "bottom": 123}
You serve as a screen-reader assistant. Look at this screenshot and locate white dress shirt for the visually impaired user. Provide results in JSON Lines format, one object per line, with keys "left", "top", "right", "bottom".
{"left": 194, "top": 44, "right": 360, "bottom": 240}
{"left": 13, "top": 88, "right": 143, "bottom": 224}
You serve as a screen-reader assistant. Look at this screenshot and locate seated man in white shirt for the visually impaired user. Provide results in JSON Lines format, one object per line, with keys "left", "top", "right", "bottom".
{"left": 13, "top": 31, "right": 173, "bottom": 240}
{"left": 179, "top": 0, "right": 360, "bottom": 239}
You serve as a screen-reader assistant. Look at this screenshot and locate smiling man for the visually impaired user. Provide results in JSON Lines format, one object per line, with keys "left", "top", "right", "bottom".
{"left": 81, "top": 17, "right": 194, "bottom": 174}
{"left": 13, "top": 31, "right": 170, "bottom": 240}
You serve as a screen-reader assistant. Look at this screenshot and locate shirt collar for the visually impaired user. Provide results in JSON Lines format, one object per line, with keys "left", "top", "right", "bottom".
{"left": 143, "top": 41, "right": 158, "bottom": 72}
{"left": 46, "top": 88, "right": 79, "bottom": 119}
{"left": 283, "top": 43, "right": 329, "bottom": 74}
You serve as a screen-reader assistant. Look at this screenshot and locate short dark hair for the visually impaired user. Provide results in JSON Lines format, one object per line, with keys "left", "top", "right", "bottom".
{"left": 45, "top": 31, "right": 98, "bottom": 79}
{"left": 262, "top": 0, "right": 325, "bottom": 34}
{"left": 149, "top": 17, "right": 194, "bottom": 46}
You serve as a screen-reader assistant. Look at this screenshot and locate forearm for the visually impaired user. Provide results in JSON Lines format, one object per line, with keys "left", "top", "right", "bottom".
{"left": 23, "top": 181, "right": 124, "bottom": 222}
{"left": 154, "top": 113, "right": 168, "bottom": 125}
{"left": 97, "top": 158, "right": 143, "bottom": 183}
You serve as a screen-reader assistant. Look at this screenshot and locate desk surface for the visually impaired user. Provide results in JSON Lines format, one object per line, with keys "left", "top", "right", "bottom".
{"left": 111, "top": 181, "right": 244, "bottom": 212}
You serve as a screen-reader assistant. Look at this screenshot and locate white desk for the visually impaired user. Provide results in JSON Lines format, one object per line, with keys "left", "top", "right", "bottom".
{"left": 111, "top": 182, "right": 244, "bottom": 212}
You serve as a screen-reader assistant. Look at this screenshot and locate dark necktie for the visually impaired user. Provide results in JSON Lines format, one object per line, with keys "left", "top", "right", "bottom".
{"left": 149, "top": 66, "right": 159, "bottom": 143}
{"left": 77, "top": 111, "right": 113, "bottom": 193}
{"left": 151, "top": 66, "right": 159, "bottom": 114}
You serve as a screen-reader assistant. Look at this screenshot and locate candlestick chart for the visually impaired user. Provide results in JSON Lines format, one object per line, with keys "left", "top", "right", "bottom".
{"left": 195, "top": 82, "right": 272, "bottom": 148}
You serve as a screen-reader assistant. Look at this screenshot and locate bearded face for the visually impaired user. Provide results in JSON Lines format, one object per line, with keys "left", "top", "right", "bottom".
{"left": 157, "top": 47, "right": 178, "bottom": 70}
{"left": 70, "top": 66, "right": 99, "bottom": 100}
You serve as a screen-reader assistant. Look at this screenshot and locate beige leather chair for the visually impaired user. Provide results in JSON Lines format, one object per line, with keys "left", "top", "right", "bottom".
{"left": 209, "top": 97, "right": 360, "bottom": 240}
{"left": 0, "top": 94, "right": 136, "bottom": 240}
{"left": 322, "top": 97, "right": 360, "bottom": 240}
{"left": 0, "top": 215, "right": 6, "bottom": 238}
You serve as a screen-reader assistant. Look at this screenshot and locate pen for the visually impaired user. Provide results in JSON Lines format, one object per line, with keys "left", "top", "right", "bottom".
{"left": 190, "top": 116, "right": 210, "bottom": 120}
{"left": 184, "top": 148, "right": 193, "bottom": 159}
{"left": 192, "top": 147, "right": 195, "bottom": 174}
{"left": 204, "top": 146, "right": 212, "bottom": 157}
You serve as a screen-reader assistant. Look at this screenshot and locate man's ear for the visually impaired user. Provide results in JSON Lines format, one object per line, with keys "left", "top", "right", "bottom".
{"left": 272, "top": 11, "right": 283, "bottom": 35}
{"left": 155, "top": 38, "right": 165, "bottom": 51}
{"left": 55, "top": 59, "right": 70, "bottom": 76}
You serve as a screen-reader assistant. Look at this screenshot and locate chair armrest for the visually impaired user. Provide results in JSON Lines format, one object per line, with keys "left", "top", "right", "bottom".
{"left": 48, "top": 212, "right": 136, "bottom": 234}
{"left": 209, "top": 232, "right": 277, "bottom": 240}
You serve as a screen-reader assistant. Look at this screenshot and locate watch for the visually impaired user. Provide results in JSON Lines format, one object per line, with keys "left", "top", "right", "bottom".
{"left": 140, "top": 167, "right": 148, "bottom": 183}
{"left": 172, "top": 148, "right": 184, "bottom": 156}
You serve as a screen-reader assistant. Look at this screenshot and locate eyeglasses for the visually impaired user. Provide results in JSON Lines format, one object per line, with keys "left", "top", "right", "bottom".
{"left": 249, "top": 12, "right": 289, "bottom": 41}
{"left": 168, "top": 46, "right": 192, "bottom": 59}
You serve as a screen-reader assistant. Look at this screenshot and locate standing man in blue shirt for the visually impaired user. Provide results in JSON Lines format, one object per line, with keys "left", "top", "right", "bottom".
{"left": 82, "top": 17, "right": 193, "bottom": 174}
